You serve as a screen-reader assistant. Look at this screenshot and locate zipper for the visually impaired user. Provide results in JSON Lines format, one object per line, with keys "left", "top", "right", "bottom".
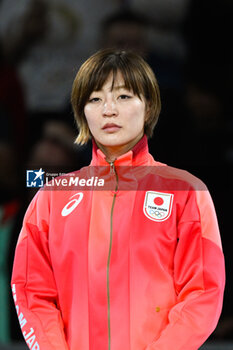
{"left": 107, "top": 161, "right": 118, "bottom": 350}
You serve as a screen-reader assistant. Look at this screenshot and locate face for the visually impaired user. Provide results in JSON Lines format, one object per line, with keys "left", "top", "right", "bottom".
{"left": 84, "top": 71, "right": 148, "bottom": 161}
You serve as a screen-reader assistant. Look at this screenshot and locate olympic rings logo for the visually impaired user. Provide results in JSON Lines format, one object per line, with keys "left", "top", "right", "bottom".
{"left": 149, "top": 209, "right": 165, "bottom": 218}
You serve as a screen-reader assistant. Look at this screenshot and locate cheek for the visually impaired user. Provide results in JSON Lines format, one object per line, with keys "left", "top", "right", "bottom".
{"left": 131, "top": 107, "right": 147, "bottom": 129}
{"left": 84, "top": 105, "right": 90, "bottom": 121}
{"left": 84, "top": 107, "right": 96, "bottom": 129}
{"left": 130, "top": 101, "right": 147, "bottom": 123}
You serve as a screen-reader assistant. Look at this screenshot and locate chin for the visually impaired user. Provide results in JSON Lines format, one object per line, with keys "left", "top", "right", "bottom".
{"left": 99, "top": 136, "right": 126, "bottom": 146}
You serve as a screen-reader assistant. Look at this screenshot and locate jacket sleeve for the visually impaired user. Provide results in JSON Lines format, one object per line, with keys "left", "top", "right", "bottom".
{"left": 11, "top": 190, "right": 69, "bottom": 350}
{"left": 146, "top": 187, "right": 225, "bottom": 350}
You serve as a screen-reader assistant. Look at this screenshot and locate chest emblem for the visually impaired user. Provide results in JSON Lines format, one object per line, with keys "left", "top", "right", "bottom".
{"left": 143, "top": 191, "right": 174, "bottom": 222}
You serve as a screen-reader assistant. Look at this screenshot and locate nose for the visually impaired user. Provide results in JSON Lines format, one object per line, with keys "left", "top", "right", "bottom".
{"left": 102, "top": 99, "right": 118, "bottom": 117}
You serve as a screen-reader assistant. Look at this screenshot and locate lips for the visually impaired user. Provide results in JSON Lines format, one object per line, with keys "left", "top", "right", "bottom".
{"left": 102, "top": 123, "right": 122, "bottom": 132}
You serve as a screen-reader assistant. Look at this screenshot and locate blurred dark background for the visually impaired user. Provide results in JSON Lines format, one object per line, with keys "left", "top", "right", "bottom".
{"left": 0, "top": 0, "right": 232, "bottom": 347}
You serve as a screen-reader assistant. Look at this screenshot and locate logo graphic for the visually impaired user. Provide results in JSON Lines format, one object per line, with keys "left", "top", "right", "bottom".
{"left": 26, "top": 168, "right": 45, "bottom": 188}
{"left": 61, "top": 192, "right": 84, "bottom": 217}
{"left": 143, "top": 191, "right": 173, "bottom": 222}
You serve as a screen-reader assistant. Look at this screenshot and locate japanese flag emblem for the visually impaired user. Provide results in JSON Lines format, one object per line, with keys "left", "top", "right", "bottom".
{"left": 143, "top": 191, "right": 174, "bottom": 222}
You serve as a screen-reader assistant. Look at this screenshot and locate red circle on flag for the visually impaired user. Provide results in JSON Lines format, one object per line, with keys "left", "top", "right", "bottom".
{"left": 154, "top": 197, "right": 164, "bottom": 206}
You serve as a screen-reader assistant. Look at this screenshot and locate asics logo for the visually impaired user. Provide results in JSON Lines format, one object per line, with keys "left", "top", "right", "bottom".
{"left": 61, "top": 192, "right": 83, "bottom": 217}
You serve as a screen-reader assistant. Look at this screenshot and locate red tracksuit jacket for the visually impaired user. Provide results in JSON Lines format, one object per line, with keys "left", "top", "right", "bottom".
{"left": 11, "top": 135, "right": 225, "bottom": 350}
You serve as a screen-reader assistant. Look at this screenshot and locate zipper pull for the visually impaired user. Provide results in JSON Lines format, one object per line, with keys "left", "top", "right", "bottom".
{"left": 108, "top": 160, "right": 119, "bottom": 192}
{"left": 109, "top": 161, "right": 115, "bottom": 174}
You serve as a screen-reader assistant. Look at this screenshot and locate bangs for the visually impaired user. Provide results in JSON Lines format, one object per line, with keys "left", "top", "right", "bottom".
{"left": 86, "top": 52, "right": 146, "bottom": 99}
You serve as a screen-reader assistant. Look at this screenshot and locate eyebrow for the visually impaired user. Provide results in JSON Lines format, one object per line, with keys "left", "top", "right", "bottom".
{"left": 91, "top": 84, "right": 130, "bottom": 93}
{"left": 111, "top": 84, "right": 131, "bottom": 91}
{"left": 113, "top": 85, "right": 126, "bottom": 89}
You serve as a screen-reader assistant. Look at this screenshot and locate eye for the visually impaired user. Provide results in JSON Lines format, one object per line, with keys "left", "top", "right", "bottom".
{"left": 118, "top": 94, "right": 132, "bottom": 100}
{"left": 88, "top": 97, "right": 101, "bottom": 103}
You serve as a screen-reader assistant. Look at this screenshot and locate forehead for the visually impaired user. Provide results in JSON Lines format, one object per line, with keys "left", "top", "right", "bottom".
{"left": 97, "top": 71, "right": 127, "bottom": 91}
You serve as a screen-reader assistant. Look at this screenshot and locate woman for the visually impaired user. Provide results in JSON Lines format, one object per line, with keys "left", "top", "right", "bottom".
{"left": 11, "top": 49, "right": 225, "bottom": 350}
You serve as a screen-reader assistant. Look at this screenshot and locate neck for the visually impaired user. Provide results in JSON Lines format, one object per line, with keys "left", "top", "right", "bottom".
{"left": 95, "top": 135, "right": 144, "bottom": 163}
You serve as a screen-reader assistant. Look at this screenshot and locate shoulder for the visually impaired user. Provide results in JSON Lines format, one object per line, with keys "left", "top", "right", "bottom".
{"left": 154, "top": 163, "right": 207, "bottom": 192}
